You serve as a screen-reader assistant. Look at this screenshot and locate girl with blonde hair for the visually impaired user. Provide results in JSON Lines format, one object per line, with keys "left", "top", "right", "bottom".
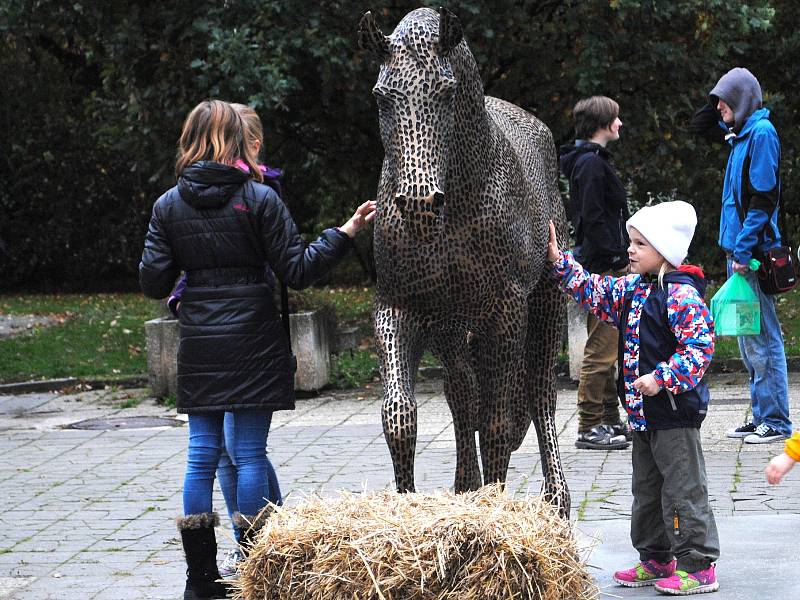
{"left": 141, "top": 99, "right": 374, "bottom": 599}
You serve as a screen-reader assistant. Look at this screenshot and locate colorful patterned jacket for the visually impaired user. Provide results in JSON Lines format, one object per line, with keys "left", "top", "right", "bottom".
{"left": 553, "top": 251, "right": 715, "bottom": 431}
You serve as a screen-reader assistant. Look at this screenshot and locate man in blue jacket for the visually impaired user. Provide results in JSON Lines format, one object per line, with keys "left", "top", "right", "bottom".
{"left": 691, "top": 67, "right": 793, "bottom": 444}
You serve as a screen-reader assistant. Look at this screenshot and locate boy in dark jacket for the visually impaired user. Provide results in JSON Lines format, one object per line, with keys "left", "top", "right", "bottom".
{"left": 559, "top": 96, "right": 630, "bottom": 449}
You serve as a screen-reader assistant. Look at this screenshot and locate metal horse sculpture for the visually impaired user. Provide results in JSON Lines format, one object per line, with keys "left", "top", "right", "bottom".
{"left": 359, "top": 7, "right": 570, "bottom": 516}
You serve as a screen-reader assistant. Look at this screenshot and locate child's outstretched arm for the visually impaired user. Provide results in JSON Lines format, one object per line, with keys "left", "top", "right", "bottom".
{"left": 647, "top": 284, "right": 714, "bottom": 394}
{"left": 766, "top": 432, "right": 800, "bottom": 484}
{"left": 548, "top": 220, "right": 629, "bottom": 329}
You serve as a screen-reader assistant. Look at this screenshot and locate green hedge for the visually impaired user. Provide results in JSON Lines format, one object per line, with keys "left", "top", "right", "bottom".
{"left": 2, "top": 1, "right": 798, "bottom": 290}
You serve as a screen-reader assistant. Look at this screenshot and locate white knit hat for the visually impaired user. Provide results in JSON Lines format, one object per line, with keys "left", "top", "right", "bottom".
{"left": 626, "top": 201, "right": 697, "bottom": 267}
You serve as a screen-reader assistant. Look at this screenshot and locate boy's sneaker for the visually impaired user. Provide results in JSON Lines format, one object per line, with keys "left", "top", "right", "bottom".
{"left": 725, "top": 422, "right": 756, "bottom": 438}
{"left": 654, "top": 564, "right": 719, "bottom": 595}
{"left": 218, "top": 548, "right": 241, "bottom": 579}
{"left": 609, "top": 421, "right": 633, "bottom": 441}
{"left": 744, "top": 423, "right": 787, "bottom": 444}
{"left": 576, "top": 424, "right": 630, "bottom": 450}
{"left": 613, "top": 558, "right": 676, "bottom": 587}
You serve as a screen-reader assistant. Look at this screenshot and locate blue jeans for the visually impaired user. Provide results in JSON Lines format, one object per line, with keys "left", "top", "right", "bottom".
{"left": 183, "top": 410, "right": 278, "bottom": 518}
{"left": 728, "top": 260, "right": 792, "bottom": 436}
{"left": 216, "top": 413, "right": 282, "bottom": 540}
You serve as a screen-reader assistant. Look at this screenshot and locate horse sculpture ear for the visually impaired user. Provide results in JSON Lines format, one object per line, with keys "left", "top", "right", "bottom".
{"left": 358, "top": 11, "right": 390, "bottom": 58}
{"left": 438, "top": 7, "right": 463, "bottom": 56}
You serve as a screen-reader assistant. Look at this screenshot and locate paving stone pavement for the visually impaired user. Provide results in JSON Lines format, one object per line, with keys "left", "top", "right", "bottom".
{"left": 1, "top": 373, "right": 798, "bottom": 598}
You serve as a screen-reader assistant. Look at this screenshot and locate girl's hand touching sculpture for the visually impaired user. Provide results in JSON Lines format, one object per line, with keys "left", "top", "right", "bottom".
{"left": 339, "top": 200, "right": 377, "bottom": 238}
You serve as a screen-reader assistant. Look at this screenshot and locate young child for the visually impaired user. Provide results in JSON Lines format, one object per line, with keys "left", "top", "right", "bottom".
{"left": 548, "top": 200, "right": 720, "bottom": 595}
{"left": 765, "top": 432, "right": 800, "bottom": 484}
{"left": 140, "top": 99, "right": 375, "bottom": 599}
{"left": 166, "top": 103, "right": 283, "bottom": 578}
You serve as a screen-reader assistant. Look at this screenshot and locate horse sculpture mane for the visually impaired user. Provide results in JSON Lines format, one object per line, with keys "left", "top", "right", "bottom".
{"left": 360, "top": 7, "right": 570, "bottom": 517}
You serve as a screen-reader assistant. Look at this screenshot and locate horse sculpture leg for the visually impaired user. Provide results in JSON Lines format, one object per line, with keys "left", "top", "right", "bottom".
{"left": 431, "top": 334, "right": 482, "bottom": 492}
{"left": 528, "top": 282, "right": 570, "bottom": 517}
{"left": 477, "top": 300, "right": 528, "bottom": 486}
{"left": 375, "top": 302, "right": 424, "bottom": 493}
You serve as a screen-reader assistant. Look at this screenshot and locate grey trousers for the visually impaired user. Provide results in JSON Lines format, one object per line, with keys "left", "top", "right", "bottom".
{"left": 630, "top": 428, "right": 720, "bottom": 573}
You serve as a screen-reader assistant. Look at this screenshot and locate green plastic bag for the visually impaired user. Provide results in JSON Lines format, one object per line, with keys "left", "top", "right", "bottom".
{"left": 710, "top": 272, "right": 760, "bottom": 336}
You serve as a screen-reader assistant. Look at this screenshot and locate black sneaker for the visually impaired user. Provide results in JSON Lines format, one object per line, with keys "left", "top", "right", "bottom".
{"left": 744, "top": 423, "right": 787, "bottom": 444}
{"left": 726, "top": 422, "right": 757, "bottom": 438}
{"left": 575, "top": 424, "right": 630, "bottom": 450}
{"left": 609, "top": 421, "right": 632, "bottom": 441}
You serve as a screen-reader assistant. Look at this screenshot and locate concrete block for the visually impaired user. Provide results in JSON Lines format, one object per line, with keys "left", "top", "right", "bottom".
{"left": 144, "top": 317, "right": 179, "bottom": 398}
{"left": 332, "top": 325, "right": 360, "bottom": 353}
{"left": 290, "top": 310, "right": 330, "bottom": 391}
{"left": 145, "top": 311, "right": 333, "bottom": 397}
{"left": 566, "top": 303, "right": 588, "bottom": 381}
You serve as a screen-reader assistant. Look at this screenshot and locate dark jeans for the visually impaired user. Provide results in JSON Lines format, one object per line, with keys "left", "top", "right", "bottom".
{"left": 183, "top": 411, "right": 274, "bottom": 518}
{"left": 630, "top": 428, "right": 719, "bottom": 573}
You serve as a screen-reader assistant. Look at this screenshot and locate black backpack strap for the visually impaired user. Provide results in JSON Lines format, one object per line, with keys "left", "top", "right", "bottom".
{"left": 232, "top": 183, "right": 293, "bottom": 350}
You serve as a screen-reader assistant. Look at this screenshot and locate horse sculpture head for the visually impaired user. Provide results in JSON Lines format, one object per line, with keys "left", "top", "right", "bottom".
{"left": 359, "top": 7, "right": 470, "bottom": 241}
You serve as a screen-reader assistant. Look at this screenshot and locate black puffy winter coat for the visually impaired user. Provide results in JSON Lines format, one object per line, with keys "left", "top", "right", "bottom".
{"left": 139, "top": 162, "right": 349, "bottom": 413}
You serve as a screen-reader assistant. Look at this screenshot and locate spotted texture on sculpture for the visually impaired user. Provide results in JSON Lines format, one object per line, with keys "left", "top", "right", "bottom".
{"left": 359, "top": 7, "right": 570, "bottom": 516}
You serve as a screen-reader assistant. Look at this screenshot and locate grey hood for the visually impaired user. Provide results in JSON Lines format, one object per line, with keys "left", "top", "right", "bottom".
{"left": 709, "top": 67, "right": 762, "bottom": 132}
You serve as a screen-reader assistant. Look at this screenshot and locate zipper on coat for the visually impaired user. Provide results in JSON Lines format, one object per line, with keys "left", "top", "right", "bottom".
{"left": 673, "top": 506, "right": 681, "bottom": 537}
{"left": 666, "top": 388, "right": 678, "bottom": 411}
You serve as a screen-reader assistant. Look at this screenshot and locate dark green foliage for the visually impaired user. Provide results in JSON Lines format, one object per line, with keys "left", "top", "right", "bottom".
{"left": 0, "top": 0, "right": 796, "bottom": 289}
{"left": 330, "top": 349, "right": 378, "bottom": 389}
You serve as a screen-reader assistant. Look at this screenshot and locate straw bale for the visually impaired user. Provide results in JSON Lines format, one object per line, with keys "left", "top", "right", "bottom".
{"left": 232, "top": 485, "right": 597, "bottom": 600}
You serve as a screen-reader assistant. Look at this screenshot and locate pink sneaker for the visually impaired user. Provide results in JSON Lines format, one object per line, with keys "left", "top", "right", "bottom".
{"left": 655, "top": 564, "right": 719, "bottom": 595}
{"left": 613, "top": 558, "right": 677, "bottom": 587}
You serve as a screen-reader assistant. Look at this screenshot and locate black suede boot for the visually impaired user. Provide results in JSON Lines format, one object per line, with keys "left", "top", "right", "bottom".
{"left": 177, "top": 512, "right": 229, "bottom": 600}
{"left": 233, "top": 511, "right": 269, "bottom": 559}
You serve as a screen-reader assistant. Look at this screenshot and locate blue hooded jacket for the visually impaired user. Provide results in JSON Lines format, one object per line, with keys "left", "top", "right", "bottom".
{"left": 709, "top": 68, "right": 781, "bottom": 264}
{"left": 718, "top": 108, "right": 781, "bottom": 263}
